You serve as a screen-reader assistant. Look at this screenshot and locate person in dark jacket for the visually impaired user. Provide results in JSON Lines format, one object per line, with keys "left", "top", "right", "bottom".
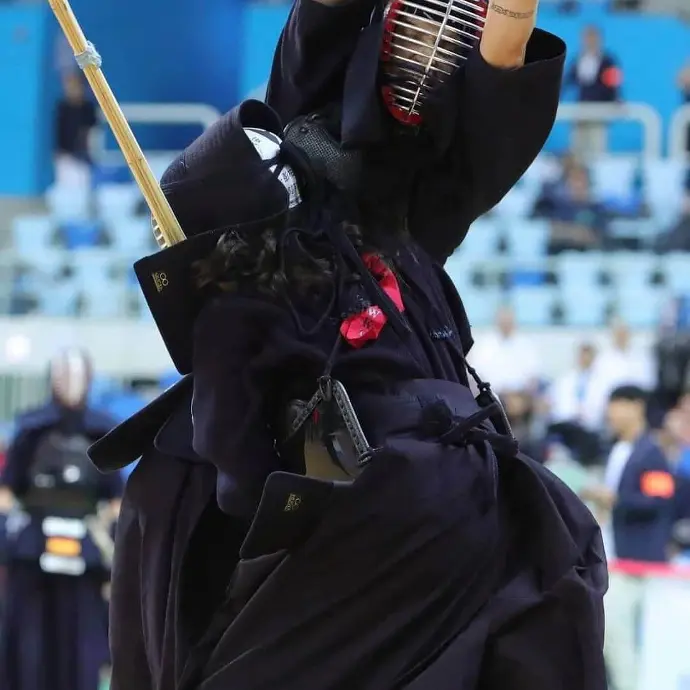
{"left": 563, "top": 25, "right": 622, "bottom": 159}
{"left": 582, "top": 385, "right": 674, "bottom": 690}
{"left": 591, "top": 385, "right": 675, "bottom": 563}
{"left": 0, "top": 349, "right": 121, "bottom": 690}
{"left": 90, "top": 1, "right": 607, "bottom": 689}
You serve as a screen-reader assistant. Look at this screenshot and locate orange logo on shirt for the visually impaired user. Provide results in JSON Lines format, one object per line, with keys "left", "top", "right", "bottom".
{"left": 640, "top": 471, "right": 675, "bottom": 499}
{"left": 45, "top": 537, "right": 82, "bottom": 557}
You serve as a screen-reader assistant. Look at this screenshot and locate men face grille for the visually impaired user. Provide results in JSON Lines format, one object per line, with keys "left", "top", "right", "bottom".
{"left": 381, "top": 0, "right": 487, "bottom": 123}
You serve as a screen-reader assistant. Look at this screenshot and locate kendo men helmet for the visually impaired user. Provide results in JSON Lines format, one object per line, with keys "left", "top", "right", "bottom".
{"left": 379, "top": 0, "right": 487, "bottom": 124}
{"left": 133, "top": 100, "right": 305, "bottom": 374}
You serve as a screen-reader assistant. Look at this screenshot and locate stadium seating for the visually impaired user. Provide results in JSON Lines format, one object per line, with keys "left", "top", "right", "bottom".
{"left": 562, "top": 287, "right": 611, "bottom": 328}
{"left": 12, "top": 215, "right": 55, "bottom": 260}
{"left": 590, "top": 157, "right": 639, "bottom": 201}
{"left": 642, "top": 159, "right": 687, "bottom": 226}
{"left": 94, "top": 184, "right": 141, "bottom": 221}
{"left": 617, "top": 287, "right": 669, "bottom": 329}
{"left": 457, "top": 286, "right": 503, "bottom": 327}
{"left": 504, "top": 219, "right": 550, "bottom": 260}
{"left": 510, "top": 285, "right": 557, "bottom": 327}
{"left": 4, "top": 154, "right": 689, "bottom": 326}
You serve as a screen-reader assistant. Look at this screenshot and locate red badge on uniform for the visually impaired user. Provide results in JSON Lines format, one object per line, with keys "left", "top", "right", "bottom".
{"left": 340, "top": 253, "right": 404, "bottom": 349}
{"left": 640, "top": 471, "right": 675, "bottom": 499}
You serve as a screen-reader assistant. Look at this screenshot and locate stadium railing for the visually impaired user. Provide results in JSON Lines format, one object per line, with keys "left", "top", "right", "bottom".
{"left": 555, "top": 102, "right": 665, "bottom": 159}
{"left": 91, "top": 102, "right": 221, "bottom": 167}
{"left": 87, "top": 100, "right": 684, "bottom": 163}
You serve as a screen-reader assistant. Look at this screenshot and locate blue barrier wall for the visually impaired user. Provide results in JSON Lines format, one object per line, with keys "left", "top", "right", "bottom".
{"left": 69, "top": 0, "right": 243, "bottom": 151}
{"left": 238, "top": 4, "right": 289, "bottom": 100}
{"left": 0, "top": 5, "right": 53, "bottom": 196}
{"left": 238, "top": 3, "right": 690, "bottom": 155}
{"left": 0, "top": 0, "right": 245, "bottom": 195}
{"left": 1, "top": 1, "right": 688, "bottom": 196}
{"left": 540, "top": 5, "right": 690, "bottom": 154}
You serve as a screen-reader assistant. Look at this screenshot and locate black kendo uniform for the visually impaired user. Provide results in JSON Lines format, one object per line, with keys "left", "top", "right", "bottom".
{"left": 0, "top": 400, "right": 121, "bottom": 690}
{"left": 266, "top": 0, "right": 567, "bottom": 259}
{"left": 91, "top": 56, "right": 607, "bottom": 690}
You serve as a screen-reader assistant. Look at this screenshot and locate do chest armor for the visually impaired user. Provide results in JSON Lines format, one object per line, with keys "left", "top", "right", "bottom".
{"left": 24, "top": 431, "right": 101, "bottom": 516}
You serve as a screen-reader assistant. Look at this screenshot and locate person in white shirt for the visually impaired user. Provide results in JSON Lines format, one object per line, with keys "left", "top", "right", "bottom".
{"left": 593, "top": 317, "right": 656, "bottom": 402}
{"left": 469, "top": 305, "right": 539, "bottom": 395}
{"left": 549, "top": 341, "right": 603, "bottom": 431}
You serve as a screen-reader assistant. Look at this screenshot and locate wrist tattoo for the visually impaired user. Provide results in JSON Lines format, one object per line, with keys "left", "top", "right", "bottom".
{"left": 488, "top": 3, "right": 535, "bottom": 19}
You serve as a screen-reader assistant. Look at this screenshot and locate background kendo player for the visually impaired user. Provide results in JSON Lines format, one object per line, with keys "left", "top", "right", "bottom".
{"left": 0, "top": 348, "right": 122, "bottom": 690}
{"left": 92, "top": 16, "right": 607, "bottom": 685}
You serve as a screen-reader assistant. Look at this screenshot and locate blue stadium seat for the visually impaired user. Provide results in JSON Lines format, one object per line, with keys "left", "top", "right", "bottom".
{"left": 45, "top": 185, "right": 90, "bottom": 222}
{"left": 605, "top": 252, "right": 658, "bottom": 291}
{"left": 492, "top": 185, "right": 538, "bottom": 221}
{"left": 504, "top": 219, "right": 549, "bottom": 259}
{"left": 590, "top": 156, "right": 638, "bottom": 201}
{"left": 82, "top": 282, "right": 129, "bottom": 318}
{"left": 110, "top": 217, "right": 153, "bottom": 254}
{"left": 19, "top": 249, "right": 64, "bottom": 276}
{"left": 509, "top": 286, "right": 556, "bottom": 327}
{"left": 642, "top": 160, "right": 688, "bottom": 225}
{"left": 443, "top": 257, "right": 476, "bottom": 293}
{"left": 562, "top": 286, "right": 610, "bottom": 327}
{"left": 134, "top": 288, "right": 153, "bottom": 321}
{"left": 36, "top": 277, "right": 79, "bottom": 316}
{"left": 11, "top": 215, "right": 55, "bottom": 258}
{"left": 60, "top": 221, "right": 104, "bottom": 249}
{"left": 520, "top": 153, "right": 558, "bottom": 191}
{"left": 616, "top": 288, "right": 668, "bottom": 329}
{"left": 455, "top": 217, "right": 500, "bottom": 259}
{"left": 663, "top": 253, "right": 690, "bottom": 293}
{"left": 94, "top": 184, "right": 141, "bottom": 220}
{"left": 69, "top": 250, "right": 115, "bottom": 289}
{"left": 456, "top": 287, "right": 503, "bottom": 327}
{"left": 556, "top": 252, "right": 605, "bottom": 290}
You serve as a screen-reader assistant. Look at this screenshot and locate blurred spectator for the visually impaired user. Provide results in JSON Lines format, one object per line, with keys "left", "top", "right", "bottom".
{"left": 672, "top": 393, "right": 690, "bottom": 475}
{"left": 531, "top": 151, "right": 578, "bottom": 216}
{"left": 468, "top": 305, "right": 539, "bottom": 395}
{"left": 585, "top": 386, "right": 675, "bottom": 690}
{"left": 655, "top": 294, "right": 690, "bottom": 416}
{"left": 501, "top": 389, "right": 545, "bottom": 462}
{"left": 533, "top": 164, "right": 609, "bottom": 253}
{"left": 677, "top": 60, "right": 690, "bottom": 153}
{"left": 54, "top": 72, "right": 98, "bottom": 188}
{"left": 595, "top": 317, "right": 656, "bottom": 400}
{"left": 654, "top": 181, "right": 690, "bottom": 253}
{"left": 549, "top": 342, "right": 603, "bottom": 430}
{"left": 662, "top": 393, "right": 690, "bottom": 524}
{"left": 546, "top": 342, "right": 605, "bottom": 466}
{"left": 584, "top": 385, "right": 674, "bottom": 562}
{"left": 564, "top": 25, "right": 623, "bottom": 159}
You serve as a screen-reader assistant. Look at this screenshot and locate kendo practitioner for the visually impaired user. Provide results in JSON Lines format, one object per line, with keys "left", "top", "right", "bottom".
{"left": 89, "top": 0, "right": 607, "bottom": 688}
{"left": 0, "top": 348, "right": 122, "bottom": 690}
